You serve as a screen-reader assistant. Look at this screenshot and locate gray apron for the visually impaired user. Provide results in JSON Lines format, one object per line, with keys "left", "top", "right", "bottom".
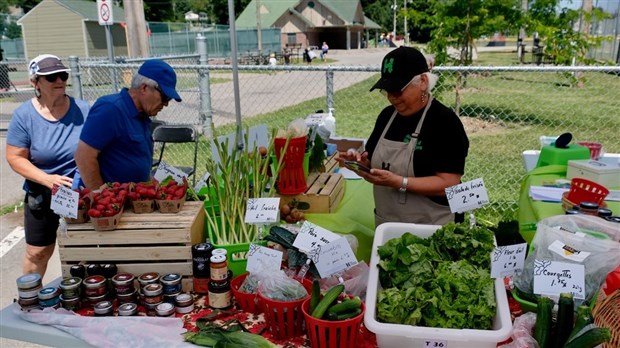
{"left": 371, "top": 97, "right": 455, "bottom": 227}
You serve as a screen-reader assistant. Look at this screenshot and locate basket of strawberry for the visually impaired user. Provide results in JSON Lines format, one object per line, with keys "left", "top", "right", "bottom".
{"left": 65, "top": 187, "right": 92, "bottom": 224}
{"left": 127, "top": 180, "right": 158, "bottom": 214}
{"left": 88, "top": 182, "right": 128, "bottom": 231}
{"left": 155, "top": 177, "right": 188, "bottom": 213}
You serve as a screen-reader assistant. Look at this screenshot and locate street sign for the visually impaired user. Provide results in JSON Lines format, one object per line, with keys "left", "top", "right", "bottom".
{"left": 97, "top": 0, "right": 114, "bottom": 26}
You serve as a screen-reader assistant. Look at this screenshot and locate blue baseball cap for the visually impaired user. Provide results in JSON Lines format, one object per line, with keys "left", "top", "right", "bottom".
{"left": 138, "top": 59, "right": 182, "bottom": 102}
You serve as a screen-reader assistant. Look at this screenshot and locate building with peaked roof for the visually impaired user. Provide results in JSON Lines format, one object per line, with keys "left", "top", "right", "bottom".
{"left": 17, "top": 0, "right": 127, "bottom": 60}
{"left": 236, "top": 0, "right": 380, "bottom": 50}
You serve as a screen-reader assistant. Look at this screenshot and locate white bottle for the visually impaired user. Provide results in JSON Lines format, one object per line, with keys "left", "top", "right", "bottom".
{"left": 324, "top": 108, "right": 336, "bottom": 137}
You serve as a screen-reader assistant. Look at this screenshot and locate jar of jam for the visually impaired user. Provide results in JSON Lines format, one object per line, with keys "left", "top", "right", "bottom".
{"left": 38, "top": 287, "right": 61, "bottom": 309}
{"left": 117, "top": 288, "right": 138, "bottom": 304}
{"left": 143, "top": 283, "right": 164, "bottom": 304}
{"left": 175, "top": 293, "right": 195, "bottom": 314}
{"left": 579, "top": 201, "right": 599, "bottom": 216}
{"left": 160, "top": 273, "right": 182, "bottom": 295}
{"left": 86, "top": 264, "right": 102, "bottom": 277}
{"left": 86, "top": 293, "right": 109, "bottom": 307}
{"left": 210, "top": 255, "right": 228, "bottom": 281}
{"left": 93, "top": 300, "right": 114, "bottom": 316}
{"left": 208, "top": 279, "right": 231, "bottom": 309}
{"left": 59, "top": 294, "right": 81, "bottom": 311}
{"left": 18, "top": 296, "right": 40, "bottom": 310}
{"left": 83, "top": 275, "right": 107, "bottom": 297}
{"left": 192, "top": 242, "right": 214, "bottom": 278}
{"left": 212, "top": 248, "right": 227, "bottom": 257}
{"left": 70, "top": 264, "right": 86, "bottom": 279}
{"left": 138, "top": 272, "right": 160, "bottom": 288}
{"left": 118, "top": 302, "right": 138, "bottom": 316}
{"left": 112, "top": 272, "right": 135, "bottom": 295}
{"left": 156, "top": 302, "right": 176, "bottom": 317}
{"left": 16, "top": 273, "right": 43, "bottom": 300}
{"left": 144, "top": 301, "right": 162, "bottom": 316}
{"left": 59, "top": 277, "right": 82, "bottom": 299}
{"left": 163, "top": 291, "right": 181, "bottom": 304}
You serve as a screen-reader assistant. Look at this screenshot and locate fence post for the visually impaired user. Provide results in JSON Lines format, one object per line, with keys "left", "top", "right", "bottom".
{"left": 68, "top": 56, "right": 83, "bottom": 100}
{"left": 326, "top": 68, "right": 334, "bottom": 112}
{"left": 197, "top": 33, "right": 214, "bottom": 138}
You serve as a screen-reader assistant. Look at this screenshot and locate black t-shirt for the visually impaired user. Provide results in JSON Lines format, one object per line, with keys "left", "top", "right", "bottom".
{"left": 365, "top": 99, "right": 469, "bottom": 205}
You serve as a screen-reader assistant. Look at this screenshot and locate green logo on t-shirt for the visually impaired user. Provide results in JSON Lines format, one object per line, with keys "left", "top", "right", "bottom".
{"left": 383, "top": 58, "right": 394, "bottom": 73}
{"left": 415, "top": 140, "right": 423, "bottom": 150}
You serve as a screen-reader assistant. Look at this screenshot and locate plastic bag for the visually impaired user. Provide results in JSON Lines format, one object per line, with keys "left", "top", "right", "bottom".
{"left": 319, "top": 262, "right": 369, "bottom": 300}
{"left": 500, "top": 312, "right": 540, "bottom": 348}
{"left": 239, "top": 273, "right": 259, "bottom": 294}
{"left": 256, "top": 269, "right": 308, "bottom": 301}
{"left": 513, "top": 215, "right": 620, "bottom": 308}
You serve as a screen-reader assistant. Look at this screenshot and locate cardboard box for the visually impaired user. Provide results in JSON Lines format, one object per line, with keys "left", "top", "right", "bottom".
{"left": 58, "top": 201, "right": 205, "bottom": 292}
{"left": 327, "top": 138, "right": 365, "bottom": 153}
{"left": 364, "top": 223, "right": 512, "bottom": 348}
{"left": 567, "top": 159, "right": 620, "bottom": 188}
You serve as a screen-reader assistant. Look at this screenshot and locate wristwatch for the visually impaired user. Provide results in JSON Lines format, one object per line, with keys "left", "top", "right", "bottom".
{"left": 399, "top": 176, "right": 408, "bottom": 193}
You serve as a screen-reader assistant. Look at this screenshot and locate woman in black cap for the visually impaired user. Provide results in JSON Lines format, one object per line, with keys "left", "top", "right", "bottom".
{"left": 339, "top": 47, "right": 469, "bottom": 226}
{"left": 6, "top": 54, "right": 90, "bottom": 277}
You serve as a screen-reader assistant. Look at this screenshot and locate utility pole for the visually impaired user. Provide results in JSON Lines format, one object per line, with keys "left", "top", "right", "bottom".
{"left": 256, "top": 0, "right": 262, "bottom": 52}
{"left": 391, "top": 0, "right": 397, "bottom": 38}
{"left": 517, "top": 0, "right": 527, "bottom": 63}
{"left": 403, "top": 0, "right": 407, "bottom": 45}
{"left": 123, "top": 0, "right": 149, "bottom": 57}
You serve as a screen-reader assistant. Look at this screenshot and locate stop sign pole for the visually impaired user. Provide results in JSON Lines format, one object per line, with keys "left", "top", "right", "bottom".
{"left": 97, "top": 0, "right": 119, "bottom": 91}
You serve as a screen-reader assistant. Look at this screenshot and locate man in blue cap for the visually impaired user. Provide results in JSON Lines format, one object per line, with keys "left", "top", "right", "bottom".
{"left": 75, "top": 59, "right": 182, "bottom": 189}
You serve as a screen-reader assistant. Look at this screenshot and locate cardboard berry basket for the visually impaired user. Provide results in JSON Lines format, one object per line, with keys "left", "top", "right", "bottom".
{"left": 65, "top": 208, "right": 89, "bottom": 224}
{"left": 131, "top": 199, "right": 156, "bottom": 214}
{"left": 156, "top": 191, "right": 187, "bottom": 213}
{"left": 90, "top": 206, "right": 124, "bottom": 231}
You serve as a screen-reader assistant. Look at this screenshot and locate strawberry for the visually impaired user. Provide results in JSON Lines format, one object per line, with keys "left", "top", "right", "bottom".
{"left": 174, "top": 188, "right": 185, "bottom": 198}
{"left": 96, "top": 204, "right": 105, "bottom": 211}
{"left": 88, "top": 209, "right": 102, "bottom": 218}
{"left": 107, "top": 203, "right": 121, "bottom": 212}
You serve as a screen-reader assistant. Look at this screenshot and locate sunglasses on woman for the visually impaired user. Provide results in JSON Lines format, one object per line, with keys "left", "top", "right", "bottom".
{"left": 42, "top": 72, "right": 69, "bottom": 82}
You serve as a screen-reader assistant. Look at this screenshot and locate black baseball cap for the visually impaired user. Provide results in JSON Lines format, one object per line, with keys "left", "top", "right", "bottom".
{"left": 370, "top": 47, "right": 429, "bottom": 92}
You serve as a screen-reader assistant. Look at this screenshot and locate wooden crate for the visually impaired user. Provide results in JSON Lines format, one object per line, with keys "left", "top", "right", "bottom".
{"left": 58, "top": 201, "right": 204, "bottom": 292}
{"left": 279, "top": 173, "right": 345, "bottom": 213}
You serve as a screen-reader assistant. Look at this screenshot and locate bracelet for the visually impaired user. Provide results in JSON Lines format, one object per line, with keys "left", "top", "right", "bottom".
{"left": 399, "top": 176, "right": 408, "bottom": 193}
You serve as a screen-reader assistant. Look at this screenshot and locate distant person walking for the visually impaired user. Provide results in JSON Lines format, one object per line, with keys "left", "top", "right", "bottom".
{"left": 321, "top": 42, "right": 329, "bottom": 61}
{"left": 0, "top": 45, "right": 11, "bottom": 92}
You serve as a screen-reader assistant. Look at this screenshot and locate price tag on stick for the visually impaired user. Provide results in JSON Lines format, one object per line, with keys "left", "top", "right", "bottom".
{"left": 490, "top": 243, "right": 527, "bottom": 278}
{"left": 445, "top": 178, "right": 489, "bottom": 213}
{"left": 51, "top": 184, "right": 79, "bottom": 218}
{"left": 153, "top": 161, "right": 187, "bottom": 184}
{"left": 244, "top": 198, "right": 280, "bottom": 224}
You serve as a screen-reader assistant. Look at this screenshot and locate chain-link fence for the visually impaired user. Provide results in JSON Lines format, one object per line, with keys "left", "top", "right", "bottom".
{"left": 4, "top": 54, "right": 619, "bottom": 220}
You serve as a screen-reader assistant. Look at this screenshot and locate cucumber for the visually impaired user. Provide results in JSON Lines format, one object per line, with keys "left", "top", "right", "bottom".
{"left": 327, "top": 308, "right": 362, "bottom": 321}
{"left": 327, "top": 297, "right": 361, "bottom": 316}
{"left": 309, "top": 279, "right": 321, "bottom": 314}
{"left": 311, "top": 284, "right": 344, "bottom": 319}
{"left": 534, "top": 296, "right": 554, "bottom": 348}
{"left": 554, "top": 292, "right": 574, "bottom": 348}
{"left": 563, "top": 324, "right": 611, "bottom": 348}
{"left": 567, "top": 305, "right": 594, "bottom": 342}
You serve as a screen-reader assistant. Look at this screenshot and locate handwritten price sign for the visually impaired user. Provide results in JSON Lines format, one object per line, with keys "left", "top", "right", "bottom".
{"left": 293, "top": 221, "right": 340, "bottom": 253}
{"left": 244, "top": 198, "right": 280, "bottom": 224}
{"left": 490, "top": 243, "right": 527, "bottom": 278}
{"left": 154, "top": 161, "right": 187, "bottom": 184}
{"left": 445, "top": 178, "right": 489, "bottom": 213}
{"left": 313, "top": 237, "right": 358, "bottom": 278}
{"left": 246, "top": 244, "right": 283, "bottom": 273}
{"left": 533, "top": 259, "right": 585, "bottom": 299}
{"left": 51, "top": 184, "right": 79, "bottom": 218}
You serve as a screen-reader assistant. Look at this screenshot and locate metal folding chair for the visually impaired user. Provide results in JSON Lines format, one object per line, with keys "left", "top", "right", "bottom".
{"left": 152, "top": 124, "right": 199, "bottom": 185}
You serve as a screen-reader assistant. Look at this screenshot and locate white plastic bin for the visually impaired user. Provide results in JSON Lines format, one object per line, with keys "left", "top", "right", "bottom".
{"left": 364, "top": 223, "right": 512, "bottom": 348}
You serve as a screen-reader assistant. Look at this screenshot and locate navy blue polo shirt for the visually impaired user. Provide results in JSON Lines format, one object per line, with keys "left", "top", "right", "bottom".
{"left": 79, "top": 88, "right": 153, "bottom": 184}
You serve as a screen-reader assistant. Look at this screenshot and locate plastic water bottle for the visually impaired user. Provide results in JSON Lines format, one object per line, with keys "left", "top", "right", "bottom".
{"left": 324, "top": 108, "right": 336, "bottom": 137}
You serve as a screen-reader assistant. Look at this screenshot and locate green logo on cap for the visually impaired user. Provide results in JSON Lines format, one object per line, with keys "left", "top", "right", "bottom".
{"left": 383, "top": 58, "right": 394, "bottom": 73}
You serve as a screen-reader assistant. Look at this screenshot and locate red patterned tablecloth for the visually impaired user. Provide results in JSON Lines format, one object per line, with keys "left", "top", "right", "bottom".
{"left": 75, "top": 294, "right": 377, "bottom": 348}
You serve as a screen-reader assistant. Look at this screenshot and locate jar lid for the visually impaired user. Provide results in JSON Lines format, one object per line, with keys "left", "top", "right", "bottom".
{"left": 85, "top": 292, "right": 108, "bottom": 301}
{"left": 193, "top": 243, "right": 213, "bottom": 252}
{"left": 565, "top": 208, "right": 581, "bottom": 215}
{"left": 175, "top": 293, "right": 194, "bottom": 307}
{"left": 93, "top": 300, "right": 113, "bottom": 314}
{"left": 579, "top": 201, "right": 599, "bottom": 210}
{"left": 212, "top": 248, "right": 227, "bottom": 256}
{"left": 597, "top": 208, "right": 613, "bottom": 217}
{"left": 83, "top": 275, "right": 106, "bottom": 288}
{"left": 16, "top": 273, "right": 42, "bottom": 289}
{"left": 59, "top": 294, "right": 81, "bottom": 303}
{"left": 156, "top": 302, "right": 175, "bottom": 316}
{"left": 38, "top": 287, "right": 60, "bottom": 300}
{"left": 210, "top": 254, "right": 226, "bottom": 263}
{"left": 138, "top": 272, "right": 160, "bottom": 283}
{"left": 60, "top": 277, "right": 82, "bottom": 289}
{"left": 112, "top": 272, "right": 135, "bottom": 285}
{"left": 118, "top": 302, "right": 138, "bottom": 316}
{"left": 143, "top": 283, "right": 163, "bottom": 296}
{"left": 604, "top": 216, "right": 620, "bottom": 223}
{"left": 161, "top": 273, "right": 182, "bottom": 284}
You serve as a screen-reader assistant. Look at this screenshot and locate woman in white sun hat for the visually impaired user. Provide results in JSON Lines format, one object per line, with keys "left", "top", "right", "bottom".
{"left": 5, "top": 54, "right": 90, "bottom": 278}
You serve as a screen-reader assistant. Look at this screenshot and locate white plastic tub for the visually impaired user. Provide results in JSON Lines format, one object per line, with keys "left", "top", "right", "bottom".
{"left": 364, "top": 223, "right": 512, "bottom": 348}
